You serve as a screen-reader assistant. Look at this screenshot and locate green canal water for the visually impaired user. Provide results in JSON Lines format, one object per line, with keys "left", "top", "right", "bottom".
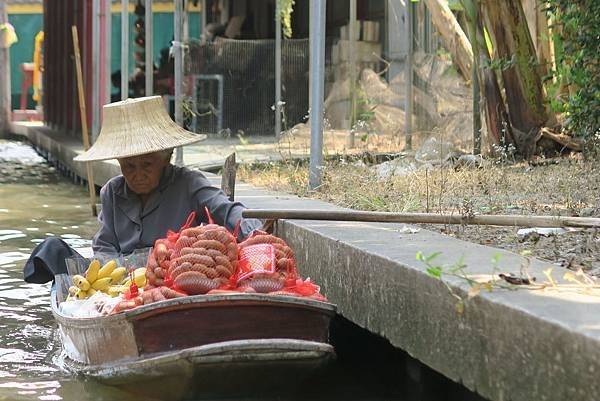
{"left": 0, "top": 139, "right": 483, "bottom": 401}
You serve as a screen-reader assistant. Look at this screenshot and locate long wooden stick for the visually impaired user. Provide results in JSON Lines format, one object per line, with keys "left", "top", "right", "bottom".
{"left": 72, "top": 26, "right": 97, "bottom": 217}
{"left": 242, "top": 209, "right": 600, "bottom": 229}
{"left": 220, "top": 152, "right": 237, "bottom": 202}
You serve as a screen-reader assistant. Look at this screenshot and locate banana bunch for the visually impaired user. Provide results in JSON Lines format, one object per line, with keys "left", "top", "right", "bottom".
{"left": 67, "top": 259, "right": 148, "bottom": 300}
{"left": 68, "top": 259, "right": 126, "bottom": 300}
{"left": 105, "top": 267, "right": 147, "bottom": 297}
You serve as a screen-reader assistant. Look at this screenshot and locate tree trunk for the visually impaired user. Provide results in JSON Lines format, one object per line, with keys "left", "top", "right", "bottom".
{"left": 481, "top": 0, "right": 548, "bottom": 154}
{"left": 0, "top": 2, "right": 11, "bottom": 136}
{"left": 422, "top": 0, "right": 473, "bottom": 81}
{"left": 522, "top": 0, "right": 553, "bottom": 78}
{"left": 475, "top": 8, "right": 513, "bottom": 147}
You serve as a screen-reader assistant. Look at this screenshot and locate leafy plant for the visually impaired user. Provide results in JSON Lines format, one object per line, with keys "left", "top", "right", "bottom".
{"left": 277, "top": 0, "right": 295, "bottom": 38}
{"left": 417, "top": 251, "right": 513, "bottom": 314}
{"left": 545, "top": 0, "right": 600, "bottom": 152}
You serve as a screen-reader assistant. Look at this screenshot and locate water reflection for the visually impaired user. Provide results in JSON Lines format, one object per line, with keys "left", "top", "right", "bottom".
{"left": 0, "top": 140, "right": 97, "bottom": 401}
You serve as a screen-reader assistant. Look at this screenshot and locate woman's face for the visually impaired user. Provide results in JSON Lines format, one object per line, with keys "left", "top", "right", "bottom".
{"left": 118, "top": 152, "right": 170, "bottom": 195}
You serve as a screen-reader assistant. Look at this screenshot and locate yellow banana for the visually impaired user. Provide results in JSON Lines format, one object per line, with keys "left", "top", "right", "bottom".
{"left": 122, "top": 279, "right": 132, "bottom": 287}
{"left": 72, "top": 275, "right": 91, "bottom": 291}
{"left": 108, "top": 285, "right": 125, "bottom": 297}
{"left": 68, "top": 286, "right": 79, "bottom": 296}
{"left": 74, "top": 289, "right": 87, "bottom": 299}
{"left": 110, "top": 267, "right": 127, "bottom": 283}
{"left": 133, "top": 268, "right": 147, "bottom": 287}
{"left": 97, "top": 260, "right": 117, "bottom": 279}
{"left": 85, "top": 259, "right": 101, "bottom": 283}
{"left": 87, "top": 288, "right": 97, "bottom": 297}
{"left": 91, "top": 277, "right": 112, "bottom": 291}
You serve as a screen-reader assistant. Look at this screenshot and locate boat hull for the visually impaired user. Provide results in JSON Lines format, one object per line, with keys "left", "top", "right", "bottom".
{"left": 52, "top": 292, "right": 336, "bottom": 393}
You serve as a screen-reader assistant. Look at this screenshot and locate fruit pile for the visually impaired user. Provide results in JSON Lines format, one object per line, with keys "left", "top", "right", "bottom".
{"left": 235, "top": 233, "right": 297, "bottom": 293}
{"left": 63, "top": 215, "right": 328, "bottom": 315}
{"left": 68, "top": 259, "right": 147, "bottom": 300}
{"left": 146, "top": 224, "right": 239, "bottom": 295}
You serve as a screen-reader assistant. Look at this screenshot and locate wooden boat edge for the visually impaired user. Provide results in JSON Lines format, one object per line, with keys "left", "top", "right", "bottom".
{"left": 70, "top": 339, "right": 335, "bottom": 380}
{"left": 52, "top": 290, "right": 336, "bottom": 327}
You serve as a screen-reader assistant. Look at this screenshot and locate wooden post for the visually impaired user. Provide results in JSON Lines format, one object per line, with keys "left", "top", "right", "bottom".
{"left": 121, "top": 0, "right": 129, "bottom": 100}
{"left": 0, "top": 2, "right": 12, "bottom": 135}
{"left": 72, "top": 26, "right": 98, "bottom": 217}
{"left": 220, "top": 153, "right": 236, "bottom": 201}
{"left": 105, "top": 0, "right": 112, "bottom": 104}
{"left": 145, "top": 0, "right": 153, "bottom": 96}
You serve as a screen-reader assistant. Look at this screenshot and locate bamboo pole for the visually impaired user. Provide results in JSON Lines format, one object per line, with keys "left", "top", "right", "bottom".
{"left": 0, "top": 2, "right": 11, "bottom": 136}
{"left": 72, "top": 26, "right": 98, "bottom": 217}
{"left": 242, "top": 209, "right": 600, "bottom": 229}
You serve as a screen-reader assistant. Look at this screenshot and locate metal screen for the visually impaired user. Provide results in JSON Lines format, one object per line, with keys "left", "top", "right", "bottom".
{"left": 186, "top": 38, "right": 319, "bottom": 136}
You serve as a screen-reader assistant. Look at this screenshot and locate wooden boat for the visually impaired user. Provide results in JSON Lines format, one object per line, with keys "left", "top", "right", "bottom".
{"left": 52, "top": 289, "right": 336, "bottom": 399}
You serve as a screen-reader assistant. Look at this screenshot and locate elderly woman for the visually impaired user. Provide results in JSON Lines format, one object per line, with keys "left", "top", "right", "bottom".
{"left": 24, "top": 96, "right": 261, "bottom": 283}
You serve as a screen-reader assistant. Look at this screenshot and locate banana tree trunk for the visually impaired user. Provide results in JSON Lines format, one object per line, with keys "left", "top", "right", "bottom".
{"left": 475, "top": 9, "right": 513, "bottom": 147}
{"left": 481, "top": 0, "right": 548, "bottom": 154}
{"left": 422, "top": 0, "right": 473, "bottom": 81}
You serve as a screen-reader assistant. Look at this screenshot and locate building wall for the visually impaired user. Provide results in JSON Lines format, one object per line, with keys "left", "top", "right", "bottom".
{"left": 7, "top": 5, "right": 43, "bottom": 109}
{"left": 7, "top": 2, "right": 201, "bottom": 111}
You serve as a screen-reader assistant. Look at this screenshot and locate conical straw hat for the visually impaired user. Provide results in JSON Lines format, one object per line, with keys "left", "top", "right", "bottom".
{"left": 73, "top": 96, "right": 207, "bottom": 162}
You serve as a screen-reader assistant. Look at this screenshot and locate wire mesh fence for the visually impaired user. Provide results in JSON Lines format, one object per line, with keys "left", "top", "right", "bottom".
{"left": 181, "top": 0, "right": 474, "bottom": 157}
{"left": 186, "top": 38, "right": 336, "bottom": 137}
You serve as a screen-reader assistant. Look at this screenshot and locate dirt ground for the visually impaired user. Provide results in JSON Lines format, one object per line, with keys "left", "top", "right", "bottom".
{"left": 239, "top": 154, "right": 600, "bottom": 274}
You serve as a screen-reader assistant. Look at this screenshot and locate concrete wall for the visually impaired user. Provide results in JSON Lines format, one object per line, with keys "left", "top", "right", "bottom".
{"left": 272, "top": 218, "right": 600, "bottom": 401}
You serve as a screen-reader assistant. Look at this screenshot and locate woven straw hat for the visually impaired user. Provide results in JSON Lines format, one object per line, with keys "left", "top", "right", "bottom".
{"left": 74, "top": 96, "right": 206, "bottom": 162}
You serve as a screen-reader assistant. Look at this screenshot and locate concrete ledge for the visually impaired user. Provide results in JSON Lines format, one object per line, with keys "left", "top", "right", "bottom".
{"left": 274, "top": 219, "right": 599, "bottom": 401}
{"left": 13, "top": 122, "right": 600, "bottom": 401}
{"left": 230, "top": 184, "right": 600, "bottom": 401}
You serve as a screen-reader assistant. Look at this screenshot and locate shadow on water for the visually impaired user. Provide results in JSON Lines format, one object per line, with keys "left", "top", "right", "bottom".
{"left": 0, "top": 140, "right": 487, "bottom": 401}
{"left": 79, "top": 314, "right": 488, "bottom": 401}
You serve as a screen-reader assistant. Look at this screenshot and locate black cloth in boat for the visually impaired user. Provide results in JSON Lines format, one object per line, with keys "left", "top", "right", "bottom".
{"left": 23, "top": 237, "right": 83, "bottom": 283}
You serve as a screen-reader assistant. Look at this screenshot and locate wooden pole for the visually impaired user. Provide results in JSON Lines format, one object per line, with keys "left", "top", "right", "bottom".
{"left": 72, "top": 26, "right": 98, "bottom": 217}
{"left": 0, "top": 2, "right": 11, "bottom": 136}
{"left": 242, "top": 209, "right": 600, "bottom": 229}
{"left": 145, "top": 0, "right": 153, "bottom": 96}
{"left": 220, "top": 152, "right": 236, "bottom": 201}
{"left": 121, "top": 0, "right": 129, "bottom": 100}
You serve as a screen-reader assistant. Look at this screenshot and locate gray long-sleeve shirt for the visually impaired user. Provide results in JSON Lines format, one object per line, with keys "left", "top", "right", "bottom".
{"left": 92, "top": 164, "right": 262, "bottom": 255}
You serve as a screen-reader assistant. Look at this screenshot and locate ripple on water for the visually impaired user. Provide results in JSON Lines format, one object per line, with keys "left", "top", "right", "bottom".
{"left": 0, "top": 141, "right": 98, "bottom": 399}
{"left": 0, "top": 251, "right": 30, "bottom": 266}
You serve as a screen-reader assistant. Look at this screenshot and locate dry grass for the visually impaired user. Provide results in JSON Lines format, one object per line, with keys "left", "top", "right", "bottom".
{"left": 239, "top": 155, "right": 600, "bottom": 272}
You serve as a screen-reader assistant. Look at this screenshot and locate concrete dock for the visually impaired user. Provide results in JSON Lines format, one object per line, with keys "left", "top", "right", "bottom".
{"left": 11, "top": 122, "right": 600, "bottom": 401}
